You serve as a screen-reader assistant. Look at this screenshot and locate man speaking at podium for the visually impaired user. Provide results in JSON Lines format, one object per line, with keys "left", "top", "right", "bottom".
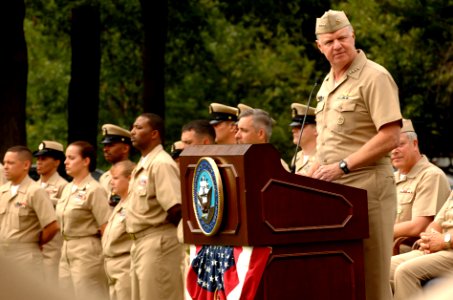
{"left": 308, "top": 10, "right": 402, "bottom": 300}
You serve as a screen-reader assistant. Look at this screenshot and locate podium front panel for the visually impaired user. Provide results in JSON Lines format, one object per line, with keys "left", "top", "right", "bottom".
{"left": 180, "top": 144, "right": 368, "bottom": 246}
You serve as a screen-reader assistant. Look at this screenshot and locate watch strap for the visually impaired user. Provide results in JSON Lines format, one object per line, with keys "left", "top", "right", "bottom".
{"left": 339, "top": 160, "right": 350, "bottom": 174}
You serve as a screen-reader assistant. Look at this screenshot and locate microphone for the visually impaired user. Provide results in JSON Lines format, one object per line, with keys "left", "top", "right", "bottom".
{"left": 290, "top": 79, "right": 319, "bottom": 174}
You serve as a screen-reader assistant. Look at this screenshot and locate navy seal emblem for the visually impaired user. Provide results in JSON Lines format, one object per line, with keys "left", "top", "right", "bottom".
{"left": 192, "top": 157, "right": 224, "bottom": 236}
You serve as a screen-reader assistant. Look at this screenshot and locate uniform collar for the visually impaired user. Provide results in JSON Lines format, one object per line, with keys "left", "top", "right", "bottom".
{"left": 0, "top": 176, "right": 34, "bottom": 199}
{"left": 323, "top": 50, "right": 367, "bottom": 90}
{"left": 70, "top": 174, "right": 93, "bottom": 192}
{"left": 404, "top": 155, "right": 429, "bottom": 179}
{"left": 135, "top": 144, "right": 164, "bottom": 174}
{"left": 39, "top": 171, "right": 62, "bottom": 185}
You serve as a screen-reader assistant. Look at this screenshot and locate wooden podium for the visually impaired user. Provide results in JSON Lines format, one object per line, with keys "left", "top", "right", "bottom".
{"left": 180, "top": 144, "right": 368, "bottom": 299}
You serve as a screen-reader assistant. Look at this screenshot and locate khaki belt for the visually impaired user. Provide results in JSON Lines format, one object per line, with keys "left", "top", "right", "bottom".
{"left": 62, "top": 234, "right": 97, "bottom": 241}
{"left": 104, "top": 252, "right": 130, "bottom": 259}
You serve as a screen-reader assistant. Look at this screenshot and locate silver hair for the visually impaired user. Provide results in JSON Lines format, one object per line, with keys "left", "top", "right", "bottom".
{"left": 405, "top": 131, "right": 418, "bottom": 142}
{"left": 238, "top": 108, "right": 273, "bottom": 142}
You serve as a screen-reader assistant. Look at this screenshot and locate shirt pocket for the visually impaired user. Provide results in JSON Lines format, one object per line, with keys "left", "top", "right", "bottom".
{"left": 16, "top": 207, "right": 33, "bottom": 230}
{"left": 330, "top": 101, "right": 357, "bottom": 134}
{"left": 396, "top": 192, "right": 415, "bottom": 221}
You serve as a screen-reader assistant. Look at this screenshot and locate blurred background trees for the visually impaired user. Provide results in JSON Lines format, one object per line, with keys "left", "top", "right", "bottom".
{"left": 4, "top": 0, "right": 451, "bottom": 171}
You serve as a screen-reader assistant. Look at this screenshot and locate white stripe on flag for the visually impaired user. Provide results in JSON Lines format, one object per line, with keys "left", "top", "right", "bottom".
{"left": 227, "top": 246, "right": 253, "bottom": 300}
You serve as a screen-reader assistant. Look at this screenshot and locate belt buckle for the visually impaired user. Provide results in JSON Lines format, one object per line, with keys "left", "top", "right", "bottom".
{"left": 128, "top": 233, "right": 137, "bottom": 240}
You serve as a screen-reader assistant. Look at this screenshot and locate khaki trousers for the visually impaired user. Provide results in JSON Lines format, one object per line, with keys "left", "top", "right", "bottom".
{"left": 42, "top": 232, "right": 63, "bottom": 284}
{"left": 0, "top": 242, "right": 43, "bottom": 277}
{"left": 104, "top": 254, "right": 131, "bottom": 300}
{"left": 336, "top": 165, "right": 396, "bottom": 300}
{"left": 390, "top": 249, "right": 453, "bottom": 299}
{"left": 59, "top": 236, "right": 109, "bottom": 300}
{"left": 130, "top": 225, "right": 184, "bottom": 300}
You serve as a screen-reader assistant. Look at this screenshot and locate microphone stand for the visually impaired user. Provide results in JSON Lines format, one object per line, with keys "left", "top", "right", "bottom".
{"left": 290, "top": 80, "right": 319, "bottom": 174}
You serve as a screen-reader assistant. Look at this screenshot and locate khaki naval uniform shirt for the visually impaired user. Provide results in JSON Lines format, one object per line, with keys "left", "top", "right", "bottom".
{"left": 38, "top": 172, "right": 68, "bottom": 206}
{"left": 0, "top": 176, "right": 56, "bottom": 270}
{"left": 315, "top": 50, "right": 402, "bottom": 166}
{"left": 0, "top": 176, "right": 56, "bottom": 243}
{"left": 102, "top": 200, "right": 132, "bottom": 300}
{"left": 126, "top": 144, "right": 181, "bottom": 233}
{"left": 38, "top": 171, "right": 68, "bottom": 283}
{"left": 56, "top": 174, "right": 110, "bottom": 300}
{"left": 395, "top": 155, "right": 450, "bottom": 223}
{"left": 0, "top": 164, "right": 6, "bottom": 185}
{"left": 103, "top": 200, "right": 131, "bottom": 257}
{"left": 315, "top": 50, "right": 402, "bottom": 300}
{"left": 391, "top": 191, "right": 453, "bottom": 300}
{"left": 99, "top": 170, "right": 112, "bottom": 194}
{"left": 57, "top": 174, "right": 110, "bottom": 238}
{"left": 293, "top": 150, "right": 317, "bottom": 176}
{"left": 435, "top": 192, "right": 453, "bottom": 233}
{"left": 126, "top": 144, "right": 183, "bottom": 300}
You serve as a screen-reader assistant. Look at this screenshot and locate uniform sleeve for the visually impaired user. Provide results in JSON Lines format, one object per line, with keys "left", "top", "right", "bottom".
{"left": 434, "top": 193, "right": 453, "bottom": 225}
{"left": 363, "top": 71, "right": 402, "bottom": 130}
{"left": 412, "top": 170, "right": 451, "bottom": 217}
{"left": 152, "top": 156, "right": 181, "bottom": 211}
{"left": 31, "top": 187, "right": 57, "bottom": 228}
{"left": 89, "top": 186, "right": 111, "bottom": 227}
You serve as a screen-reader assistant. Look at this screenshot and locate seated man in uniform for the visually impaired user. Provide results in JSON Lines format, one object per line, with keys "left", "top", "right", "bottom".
{"left": 391, "top": 191, "right": 453, "bottom": 299}
{"left": 289, "top": 103, "right": 317, "bottom": 175}
{"left": 392, "top": 119, "right": 450, "bottom": 252}
{"left": 208, "top": 103, "right": 238, "bottom": 144}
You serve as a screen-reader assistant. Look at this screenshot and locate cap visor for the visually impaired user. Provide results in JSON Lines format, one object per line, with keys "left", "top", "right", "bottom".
{"left": 33, "top": 150, "right": 46, "bottom": 157}
{"left": 209, "top": 120, "right": 222, "bottom": 125}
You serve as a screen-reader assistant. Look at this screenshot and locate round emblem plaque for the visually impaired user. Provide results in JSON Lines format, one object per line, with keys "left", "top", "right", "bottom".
{"left": 192, "top": 157, "right": 224, "bottom": 236}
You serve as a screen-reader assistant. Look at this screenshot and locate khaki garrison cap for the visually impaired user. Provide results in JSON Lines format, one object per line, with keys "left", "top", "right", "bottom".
{"left": 315, "top": 10, "right": 351, "bottom": 35}
{"left": 209, "top": 103, "right": 239, "bottom": 125}
{"left": 401, "top": 119, "right": 415, "bottom": 133}
{"left": 33, "top": 140, "right": 65, "bottom": 159}
{"left": 290, "top": 103, "right": 316, "bottom": 127}
{"left": 101, "top": 124, "right": 131, "bottom": 144}
{"left": 170, "top": 140, "right": 184, "bottom": 159}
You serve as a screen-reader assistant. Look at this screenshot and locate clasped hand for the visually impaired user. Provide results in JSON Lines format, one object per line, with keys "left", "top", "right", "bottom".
{"left": 418, "top": 229, "right": 444, "bottom": 254}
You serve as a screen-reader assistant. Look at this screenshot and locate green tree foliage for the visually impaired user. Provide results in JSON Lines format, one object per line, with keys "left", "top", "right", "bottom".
{"left": 166, "top": 0, "right": 320, "bottom": 160}
{"left": 23, "top": 0, "right": 453, "bottom": 170}
{"left": 337, "top": 0, "right": 453, "bottom": 158}
{"left": 25, "top": 16, "right": 70, "bottom": 150}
